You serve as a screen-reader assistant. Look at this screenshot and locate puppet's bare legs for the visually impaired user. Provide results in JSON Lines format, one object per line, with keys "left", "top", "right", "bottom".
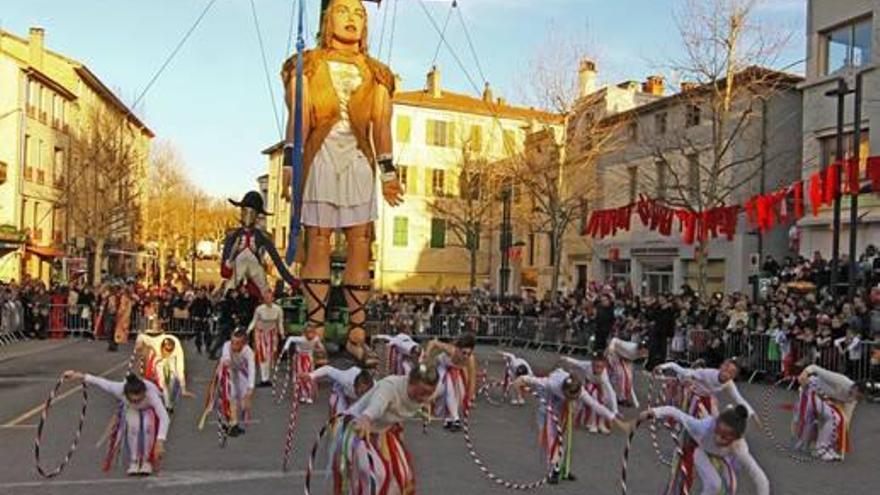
{"left": 342, "top": 224, "right": 374, "bottom": 364}
{"left": 302, "top": 227, "right": 332, "bottom": 339}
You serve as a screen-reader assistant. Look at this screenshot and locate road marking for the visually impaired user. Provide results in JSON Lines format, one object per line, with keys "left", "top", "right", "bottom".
{"left": 0, "top": 424, "right": 37, "bottom": 429}
{"left": 0, "top": 469, "right": 322, "bottom": 490}
{"left": 0, "top": 340, "right": 77, "bottom": 365}
{"left": 2, "top": 359, "right": 128, "bottom": 427}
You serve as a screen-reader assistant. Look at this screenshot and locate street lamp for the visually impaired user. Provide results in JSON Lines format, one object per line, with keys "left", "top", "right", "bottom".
{"left": 825, "top": 78, "right": 853, "bottom": 298}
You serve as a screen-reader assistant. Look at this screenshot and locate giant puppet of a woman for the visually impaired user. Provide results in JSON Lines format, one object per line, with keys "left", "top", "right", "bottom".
{"left": 282, "top": 0, "right": 401, "bottom": 366}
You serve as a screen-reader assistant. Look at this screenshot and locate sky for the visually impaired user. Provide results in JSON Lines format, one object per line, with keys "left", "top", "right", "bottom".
{"left": 1, "top": 0, "right": 807, "bottom": 198}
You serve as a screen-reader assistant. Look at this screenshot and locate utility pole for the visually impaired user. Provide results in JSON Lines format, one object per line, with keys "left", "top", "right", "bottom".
{"left": 499, "top": 183, "right": 512, "bottom": 299}
{"left": 825, "top": 78, "right": 852, "bottom": 298}
{"left": 848, "top": 72, "right": 864, "bottom": 300}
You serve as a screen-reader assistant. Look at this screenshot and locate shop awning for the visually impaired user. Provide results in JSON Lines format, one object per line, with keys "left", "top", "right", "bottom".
{"left": 27, "top": 245, "right": 65, "bottom": 259}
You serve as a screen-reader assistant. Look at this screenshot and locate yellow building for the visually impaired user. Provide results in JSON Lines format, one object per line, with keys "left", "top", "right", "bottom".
{"left": 264, "top": 66, "right": 559, "bottom": 293}
{"left": 0, "top": 27, "right": 153, "bottom": 283}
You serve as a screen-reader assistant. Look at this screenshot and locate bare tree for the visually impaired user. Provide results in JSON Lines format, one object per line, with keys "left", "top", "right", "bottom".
{"left": 508, "top": 25, "right": 624, "bottom": 295}
{"left": 64, "top": 107, "right": 148, "bottom": 283}
{"left": 426, "top": 142, "right": 502, "bottom": 289}
{"left": 631, "top": 0, "right": 793, "bottom": 294}
{"left": 143, "top": 143, "right": 191, "bottom": 284}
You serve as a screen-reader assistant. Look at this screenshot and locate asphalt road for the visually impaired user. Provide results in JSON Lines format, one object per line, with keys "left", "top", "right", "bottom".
{"left": 0, "top": 338, "right": 878, "bottom": 495}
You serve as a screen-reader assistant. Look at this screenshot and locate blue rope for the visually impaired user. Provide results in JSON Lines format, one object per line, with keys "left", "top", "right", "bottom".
{"left": 286, "top": 0, "right": 307, "bottom": 265}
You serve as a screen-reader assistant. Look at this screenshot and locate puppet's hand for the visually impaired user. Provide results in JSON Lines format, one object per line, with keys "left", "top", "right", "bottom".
{"left": 382, "top": 179, "right": 404, "bottom": 207}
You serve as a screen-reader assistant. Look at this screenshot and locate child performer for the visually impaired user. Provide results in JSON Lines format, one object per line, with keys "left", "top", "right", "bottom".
{"left": 247, "top": 290, "right": 284, "bottom": 386}
{"left": 606, "top": 336, "right": 646, "bottom": 407}
{"left": 561, "top": 353, "right": 618, "bottom": 433}
{"left": 309, "top": 365, "right": 375, "bottom": 417}
{"left": 212, "top": 330, "right": 256, "bottom": 436}
{"left": 281, "top": 327, "right": 326, "bottom": 404}
{"left": 498, "top": 350, "right": 534, "bottom": 405}
{"left": 324, "top": 364, "right": 440, "bottom": 495}
{"left": 792, "top": 364, "right": 863, "bottom": 461}
{"left": 512, "top": 369, "right": 627, "bottom": 484}
{"left": 639, "top": 405, "right": 769, "bottom": 495}
{"left": 655, "top": 359, "right": 756, "bottom": 419}
{"left": 425, "top": 333, "right": 477, "bottom": 431}
{"left": 374, "top": 333, "right": 422, "bottom": 375}
{"left": 62, "top": 370, "right": 169, "bottom": 476}
{"left": 152, "top": 337, "right": 195, "bottom": 412}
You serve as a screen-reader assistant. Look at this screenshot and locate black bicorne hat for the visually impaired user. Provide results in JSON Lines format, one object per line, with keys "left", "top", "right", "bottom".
{"left": 228, "top": 191, "right": 272, "bottom": 216}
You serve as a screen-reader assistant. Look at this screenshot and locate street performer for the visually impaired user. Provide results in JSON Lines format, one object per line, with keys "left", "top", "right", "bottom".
{"left": 309, "top": 364, "right": 374, "bottom": 416}
{"left": 62, "top": 370, "right": 169, "bottom": 476}
{"left": 247, "top": 289, "right": 285, "bottom": 386}
{"left": 322, "top": 363, "right": 439, "bottom": 495}
{"left": 281, "top": 0, "right": 400, "bottom": 367}
{"left": 792, "top": 364, "right": 863, "bottom": 461}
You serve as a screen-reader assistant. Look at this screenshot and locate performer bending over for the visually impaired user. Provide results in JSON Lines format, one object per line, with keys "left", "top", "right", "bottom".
{"left": 792, "top": 364, "right": 863, "bottom": 461}
{"left": 498, "top": 350, "right": 533, "bottom": 405}
{"left": 282, "top": 327, "right": 326, "bottom": 404}
{"left": 656, "top": 359, "right": 756, "bottom": 419}
{"left": 606, "top": 336, "right": 646, "bottom": 407}
{"left": 62, "top": 371, "right": 169, "bottom": 476}
{"left": 325, "top": 364, "right": 440, "bottom": 495}
{"left": 310, "top": 364, "right": 375, "bottom": 417}
{"left": 425, "top": 333, "right": 477, "bottom": 431}
{"left": 639, "top": 405, "right": 769, "bottom": 495}
{"left": 513, "top": 369, "right": 627, "bottom": 484}
{"left": 374, "top": 333, "right": 422, "bottom": 375}
{"left": 213, "top": 330, "right": 256, "bottom": 436}
{"left": 247, "top": 290, "right": 284, "bottom": 386}
{"left": 561, "top": 353, "right": 618, "bottom": 434}
{"left": 152, "top": 338, "right": 195, "bottom": 412}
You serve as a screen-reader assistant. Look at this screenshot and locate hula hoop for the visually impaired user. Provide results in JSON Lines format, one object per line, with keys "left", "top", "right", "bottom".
{"left": 34, "top": 375, "right": 89, "bottom": 478}
{"left": 282, "top": 377, "right": 300, "bottom": 471}
{"left": 463, "top": 379, "right": 563, "bottom": 490}
{"left": 759, "top": 377, "right": 838, "bottom": 463}
{"left": 620, "top": 418, "right": 690, "bottom": 495}
{"left": 645, "top": 370, "right": 678, "bottom": 466}
{"left": 305, "top": 414, "right": 373, "bottom": 495}
{"left": 272, "top": 351, "right": 292, "bottom": 406}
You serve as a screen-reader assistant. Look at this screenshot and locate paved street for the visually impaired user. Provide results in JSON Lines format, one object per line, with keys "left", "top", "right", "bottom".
{"left": 1, "top": 339, "right": 878, "bottom": 495}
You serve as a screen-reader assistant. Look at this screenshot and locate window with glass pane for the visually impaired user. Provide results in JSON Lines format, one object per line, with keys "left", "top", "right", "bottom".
{"left": 469, "top": 125, "right": 483, "bottom": 152}
{"left": 824, "top": 18, "right": 873, "bottom": 75}
{"left": 655, "top": 112, "right": 668, "bottom": 135}
{"left": 466, "top": 225, "right": 480, "bottom": 250}
{"left": 503, "top": 129, "right": 516, "bottom": 153}
{"left": 430, "top": 218, "right": 447, "bottom": 248}
{"left": 687, "top": 153, "right": 700, "bottom": 203}
{"left": 393, "top": 217, "right": 408, "bottom": 247}
{"left": 685, "top": 104, "right": 700, "bottom": 127}
{"left": 432, "top": 169, "right": 446, "bottom": 196}
{"left": 426, "top": 119, "right": 452, "bottom": 147}
{"left": 655, "top": 160, "right": 667, "bottom": 200}
{"left": 460, "top": 171, "right": 481, "bottom": 200}
{"left": 628, "top": 166, "right": 638, "bottom": 203}
{"left": 396, "top": 116, "right": 411, "bottom": 143}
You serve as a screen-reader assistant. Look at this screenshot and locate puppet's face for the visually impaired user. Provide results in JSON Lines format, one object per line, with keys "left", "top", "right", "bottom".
{"left": 329, "top": 0, "right": 366, "bottom": 45}
{"left": 241, "top": 207, "right": 257, "bottom": 227}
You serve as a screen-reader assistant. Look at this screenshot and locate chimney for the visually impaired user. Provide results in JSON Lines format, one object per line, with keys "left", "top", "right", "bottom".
{"left": 577, "top": 59, "right": 597, "bottom": 98}
{"left": 642, "top": 75, "right": 664, "bottom": 96}
{"left": 482, "top": 82, "right": 493, "bottom": 103}
{"left": 28, "top": 27, "right": 45, "bottom": 68}
{"left": 427, "top": 65, "right": 441, "bottom": 98}
{"left": 496, "top": 97, "right": 507, "bottom": 107}
{"left": 680, "top": 81, "right": 699, "bottom": 92}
